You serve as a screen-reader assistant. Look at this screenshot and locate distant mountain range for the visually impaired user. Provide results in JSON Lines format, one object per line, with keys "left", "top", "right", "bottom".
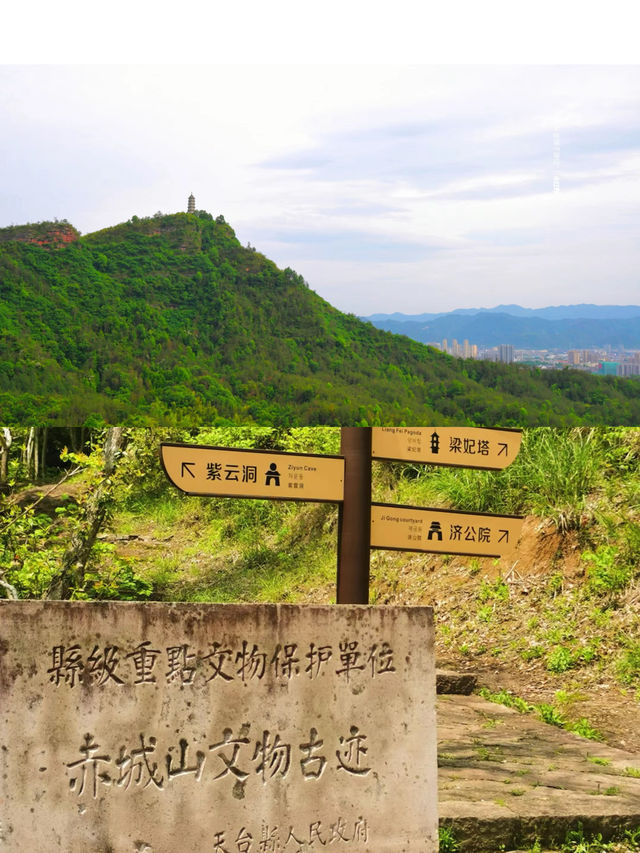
{"left": 363, "top": 305, "right": 640, "bottom": 349}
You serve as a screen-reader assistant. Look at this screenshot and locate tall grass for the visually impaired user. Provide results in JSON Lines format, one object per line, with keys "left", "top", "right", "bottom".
{"left": 397, "top": 428, "right": 610, "bottom": 529}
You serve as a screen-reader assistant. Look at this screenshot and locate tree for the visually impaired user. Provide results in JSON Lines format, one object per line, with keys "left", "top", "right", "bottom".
{"left": 0, "top": 427, "right": 11, "bottom": 486}
{"left": 47, "top": 428, "right": 124, "bottom": 599}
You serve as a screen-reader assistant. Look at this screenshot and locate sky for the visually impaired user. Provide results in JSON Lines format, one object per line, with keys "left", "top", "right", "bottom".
{"left": 2, "top": 11, "right": 639, "bottom": 315}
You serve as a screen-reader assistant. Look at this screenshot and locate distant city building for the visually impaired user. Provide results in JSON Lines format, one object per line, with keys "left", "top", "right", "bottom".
{"left": 436, "top": 337, "right": 480, "bottom": 359}
{"left": 618, "top": 363, "right": 640, "bottom": 377}
{"left": 188, "top": 193, "right": 196, "bottom": 214}
{"left": 498, "top": 344, "right": 514, "bottom": 364}
{"left": 439, "top": 338, "right": 640, "bottom": 376}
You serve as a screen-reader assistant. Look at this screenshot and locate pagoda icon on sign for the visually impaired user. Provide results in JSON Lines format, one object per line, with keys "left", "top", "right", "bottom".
{"left": 430, "top": 431, "right": 440, "bottom": 454}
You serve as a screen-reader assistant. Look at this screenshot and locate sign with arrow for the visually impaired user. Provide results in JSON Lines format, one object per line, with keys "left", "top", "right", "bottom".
{"left": 370, "top": 502, "right": 523, "bottom": 558}
{"left": 161, "top": 444, "right": 345, "bottom": 503}
{"left": 371, "top": 427, "right": 521, "bottom": 470}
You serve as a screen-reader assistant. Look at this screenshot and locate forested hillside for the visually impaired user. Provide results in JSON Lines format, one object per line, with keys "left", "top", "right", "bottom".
{"left": 1, "top": 211, "right": 639, "bottom": 425}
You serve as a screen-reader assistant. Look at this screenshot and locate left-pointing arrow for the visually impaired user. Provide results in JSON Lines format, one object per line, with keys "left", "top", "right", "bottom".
{"left": 182, "top": 462, "right": 196, "bottom": 478}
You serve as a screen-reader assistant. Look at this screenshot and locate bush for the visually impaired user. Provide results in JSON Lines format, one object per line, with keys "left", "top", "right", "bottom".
{"left": 616, "top": 642, "right": 640, "bottom": 686}
{"left": 583, "top": 546, "right": 632, "bottom": 596}
{"left": 546, "top": 646, "right": 574, "bottom": 673}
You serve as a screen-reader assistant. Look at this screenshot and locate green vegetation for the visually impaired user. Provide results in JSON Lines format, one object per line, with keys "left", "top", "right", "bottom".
{"left": 616, "top": 642, "right": 640, "bottom": 686}
{"left": 558, "top": 825, "right": 640, "bottom": 852}
{"left": 0, "top": 426, "right": 343, "bottom": 602}
{"left": 479, "top": 689, "right": 603, "bottom": 741}
{"left": 437, "top": 825, "right": 460, "bottom": 852}
{"left": 2, "top": 425, "right": 640, "bottom": 756}
{"left": 395, "top": 427, "right": 611, "bottom": 525}
{"left": 1, "top": 212, "right": 640, "bottom": 425}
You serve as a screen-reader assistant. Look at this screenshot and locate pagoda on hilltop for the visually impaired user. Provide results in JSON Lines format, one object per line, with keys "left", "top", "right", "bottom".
{"left": 187, "top": 193, "right": 196, "bottom": 214}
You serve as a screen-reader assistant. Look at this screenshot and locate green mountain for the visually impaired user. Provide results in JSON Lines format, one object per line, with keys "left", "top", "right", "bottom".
{"left": 367, "top": 312, "right": 640, "bottom": 349}
{"left": 1, "top": 211, "right": 639, "bottom": 425}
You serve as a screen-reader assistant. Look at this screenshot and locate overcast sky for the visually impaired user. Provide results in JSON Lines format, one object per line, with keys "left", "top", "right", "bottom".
{"left": 1, "top": 64, "right": 639, "bottom": 314}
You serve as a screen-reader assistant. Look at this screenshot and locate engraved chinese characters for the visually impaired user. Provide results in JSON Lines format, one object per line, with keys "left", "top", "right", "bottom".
{"left": 46, "top": 637, "right": 395, "bottom": 688}
{"left": 0, "top": 601, "right": 438, "bottom": 852}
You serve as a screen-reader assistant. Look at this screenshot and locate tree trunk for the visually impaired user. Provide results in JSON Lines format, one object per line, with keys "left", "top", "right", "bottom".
{"left": 22, "top": 427, "right": 41, "bottom": 482}
{"left": 0, "top": 428, "right": 11, "bottom": 485}
{"left": 47, "top": 427, "right": 124, "bottom": 600}
{"left": 39, "top": 426, "right": 48, "bottom": 479}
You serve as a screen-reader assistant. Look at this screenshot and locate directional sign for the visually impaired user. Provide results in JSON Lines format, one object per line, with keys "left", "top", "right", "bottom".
{"left": 161, "top": 444, "right": 345, "bottom": 502}
{"left": 370, "top": 502, "right": 523, "bottom": 558}
{"left": 371, "top": 427, "right": 522, "bottom": 470}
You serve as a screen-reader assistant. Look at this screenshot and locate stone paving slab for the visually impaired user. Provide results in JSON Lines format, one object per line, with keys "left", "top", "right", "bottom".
{"left": 436, "top": 669, "right": 477, "bottom": 695}
{"left": 438, "top": 695, "right": 640, "bottom": 851}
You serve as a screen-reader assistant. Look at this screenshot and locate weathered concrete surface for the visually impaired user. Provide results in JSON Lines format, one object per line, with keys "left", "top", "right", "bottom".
{"left": 438, "top": 694, "right": 640, "bottom": 851}
{"left": 0, "top": 601, "right": 437, "bottom": 852}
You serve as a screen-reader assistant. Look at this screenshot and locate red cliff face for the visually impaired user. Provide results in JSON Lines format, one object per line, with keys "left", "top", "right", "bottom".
{"left": 0, "top": 221, "right": 80, "bottom": 248}
{"left": 29, "top": 224, "right": 79, "bottom": 247}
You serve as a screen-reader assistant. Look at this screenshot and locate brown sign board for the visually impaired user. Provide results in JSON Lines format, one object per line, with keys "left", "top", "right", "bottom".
{"left": 370, "top": 502, "right": 523, "bottom": 558}
{"left": 161, "top": 443, "right": 345, "bottom": 503}
{"left": 0, "top": 601, "right": 438, "bottom": 852}
{"left": 371, "top": 427, "right": 522, "bottom": 469}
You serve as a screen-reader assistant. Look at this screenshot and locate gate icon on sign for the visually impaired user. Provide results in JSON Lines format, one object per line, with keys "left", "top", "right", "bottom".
{"left": 427, "top": 521, "right": 443, "bottom": 541}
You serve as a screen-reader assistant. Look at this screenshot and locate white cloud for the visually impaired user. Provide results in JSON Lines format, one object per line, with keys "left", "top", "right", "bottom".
{"left": 1, "top": 64, "right": 639, "bottom": 313}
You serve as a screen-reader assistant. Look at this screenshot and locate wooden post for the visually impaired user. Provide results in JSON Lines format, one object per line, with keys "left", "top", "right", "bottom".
{"left": 336, "top": 427, "right": 372, "bottom": 604}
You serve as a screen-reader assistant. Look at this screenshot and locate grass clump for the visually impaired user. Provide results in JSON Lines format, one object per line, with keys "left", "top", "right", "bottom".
{"left": 478, "top": 577, "right": 510, "bottom": 603}
{"left": 561, "top": 824, "right": 640, "bottom": 851}
{"left": 537, "top": 703, "right": 566, "bottom": 727}
{"left": 410, "top": 428, "right": 607, "bottom": 528}
{"left": 479, "top": 687, "right": 533, "bottom": 714}
{"left": 547, "top": 646, "right": 575, "bottom": 673}
{"left": 438, "top": 825, "right": 460, "bottom": 852}
{"left": 616, "top": 642, "right": 640, "bottom": 686}
{"left": 583, "top": 546, "right": 633, "bottom": 596}
{"left": 479, "top": 689, "right": 603, "bottom": 741}
{"left": 571, "top": 718, "right": 603, "bottom": 741}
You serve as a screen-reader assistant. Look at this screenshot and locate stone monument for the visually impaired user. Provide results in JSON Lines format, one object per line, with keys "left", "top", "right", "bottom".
{"left": 0, "top": 601, "right": 438, "bottom": 851}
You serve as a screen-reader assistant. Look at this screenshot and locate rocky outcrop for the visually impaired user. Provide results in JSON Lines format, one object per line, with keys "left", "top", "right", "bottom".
{"left": 0, "top": 221, "right": 79, "bottom": 248}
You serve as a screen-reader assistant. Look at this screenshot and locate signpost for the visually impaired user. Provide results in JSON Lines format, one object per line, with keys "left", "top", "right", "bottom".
{"left": 371, "top": 426, "right": 522, "bottom": 469}
{"left": 370, "top": 503, "right": 522, "bottom": 559}
{"left": 161, "top": 427, "right": 524, "bottom": 604}
{"left": 161, "top": 443, "right": 345, "bottom": 503}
